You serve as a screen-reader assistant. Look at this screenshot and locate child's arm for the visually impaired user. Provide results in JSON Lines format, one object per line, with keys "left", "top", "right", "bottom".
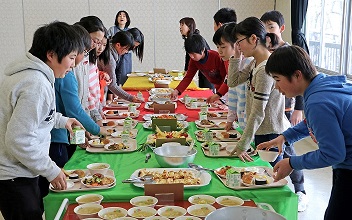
{"left": 227, "top": 58, "right": 253, "bottom": 88}
{"left": 174, "top": 59, "right": 198, "bottom": 95}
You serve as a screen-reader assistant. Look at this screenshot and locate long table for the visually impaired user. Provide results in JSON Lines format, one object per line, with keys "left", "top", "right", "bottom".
{"left": 44, "top": 90, "right": 298, "bottom": 220}
{"left": 122, "top": 72, "right": 204, "bottom": 91}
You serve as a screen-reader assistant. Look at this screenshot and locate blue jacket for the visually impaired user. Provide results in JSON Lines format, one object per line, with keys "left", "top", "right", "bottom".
{"left": 51, "top": 71, "right": 100, "bottom": 144}
{"left": 283, "top": 74, "right": 352, "bottom": 170}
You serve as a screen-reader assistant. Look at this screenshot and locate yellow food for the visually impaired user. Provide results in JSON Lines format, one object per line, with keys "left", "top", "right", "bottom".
{"left": 135, "top": 199, "right": 155, "bottom": 206}
{"left": 139, "top": 169, "right": 201, "bottom": 185}
{"left": 77, "top": 196, "right": 101, "bottom": 203}
{"left": 161, "top": 209, "right": 183, "bottom": 218}
{"left": 92, "top": 164, "right": 108, "bottom": 169}
{"left": 220, "top": 198, "right": 242, "bottom": 206}
{"left": 190, "top": 207, "right": 212, "bottom": 216}
{"left": 132, "top": 210, "right": 154, "bottom": 217}
{"left": 192, "top": 197, "right": 214, "bottom": 204}
{"left": 77, "top": 207, "right": 101, "bottom": 214}
{"left": 103, "top": 210, "right": 125, "bottom": 219}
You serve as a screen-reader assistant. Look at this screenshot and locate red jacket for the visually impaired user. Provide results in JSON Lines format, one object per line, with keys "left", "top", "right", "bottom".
{"left": 176, "top": 50, "right": 228, "bottom": 96}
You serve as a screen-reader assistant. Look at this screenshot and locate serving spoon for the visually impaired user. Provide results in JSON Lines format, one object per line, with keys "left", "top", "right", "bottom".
{"left": 188, "top": 163, "right": 215, "bottom": 172}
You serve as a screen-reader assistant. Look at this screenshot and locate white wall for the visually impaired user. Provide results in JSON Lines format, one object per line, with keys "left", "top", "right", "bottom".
{"left": 0, "top": 0, "right": 279, "bottom": 82}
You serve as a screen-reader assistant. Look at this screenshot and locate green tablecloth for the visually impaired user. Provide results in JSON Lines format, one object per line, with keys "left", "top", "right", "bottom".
{"left": 44, "top": 123, "right": 298, "bottom": 220}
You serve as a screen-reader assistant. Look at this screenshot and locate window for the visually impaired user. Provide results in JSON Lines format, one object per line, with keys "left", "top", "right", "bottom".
{"left": 305, "top": 0, "right": 352, "bottom": 78}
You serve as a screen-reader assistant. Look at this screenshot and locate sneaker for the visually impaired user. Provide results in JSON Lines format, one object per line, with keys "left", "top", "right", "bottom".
{"left": 297, "top": 191, "right": 309, "bottom": 212}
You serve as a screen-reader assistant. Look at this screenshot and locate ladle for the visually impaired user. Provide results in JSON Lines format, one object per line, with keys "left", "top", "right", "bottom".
{"left": 188, "top": 163, "right": 215, "bottom": 172}
{"left": 122, "top": 174, "right": 154, "bottom": 183}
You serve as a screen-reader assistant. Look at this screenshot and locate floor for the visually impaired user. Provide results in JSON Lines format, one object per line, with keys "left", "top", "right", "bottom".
{"left": 0, "top": 137, "right": 332, "bottom": 220}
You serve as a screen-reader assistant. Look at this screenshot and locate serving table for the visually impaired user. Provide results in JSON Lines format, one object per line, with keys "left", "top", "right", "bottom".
{"left": 44, "top": 87, "right": 298, "bottom": 220}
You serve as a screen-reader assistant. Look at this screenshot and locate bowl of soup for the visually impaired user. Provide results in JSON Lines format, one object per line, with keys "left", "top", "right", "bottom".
{"left": 87, "top": 162, "right": 110, "bottom": 175}
{"left": 187, "top": 204, "right": 216, "bottom": 218}
{"left": 76, "top": 194, "right": 104, "bottom": 205}
{"left": 188, "top": 195, "right": 215, "bottom": 205}
{"left": 157, "top": 206, "right": 187, "bottom": 219}
{"left": 98, "top": 207, "right": 128, "bottom": 219}
{"left": 127, "top": 206, "right": 157, "bottom": 219}
{"left": 74, "top": 203, "right": 103, "bottom": 219}
{"left": 216, "top": 196, "right": 244, "bottom": 207}
{"left": 130, "top": 196, "right": 158, "bottom": 207}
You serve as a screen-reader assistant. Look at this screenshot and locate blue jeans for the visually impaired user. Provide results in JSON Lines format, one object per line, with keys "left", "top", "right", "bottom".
{"left": 255, "top": 133, "right": 305, "bottom": 193}
{"left": 116, "top": 52, "right": 132, "bottom": 86}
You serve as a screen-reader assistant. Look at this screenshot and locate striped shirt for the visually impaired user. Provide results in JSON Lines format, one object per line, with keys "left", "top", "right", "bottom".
{"left": 87, "top": 63, "right": 101, "bottom": 110}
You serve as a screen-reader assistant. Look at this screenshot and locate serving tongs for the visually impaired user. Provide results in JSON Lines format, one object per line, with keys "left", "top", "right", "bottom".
{"left": 188, "top": 163, "right": 215, "bottom": 172}
{"left": 122, "top": 174, "right": 154, "bottom": 184}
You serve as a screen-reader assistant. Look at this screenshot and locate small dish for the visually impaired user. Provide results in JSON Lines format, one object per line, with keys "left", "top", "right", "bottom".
{"left": 76, "top": 194, "right": 104, "bottom": 205}
{"left": 130, "top": 196, "right": 158, "bottom": 207}
{"left": 187, "top": 204, "right": 216, "bottom": 217}
{"left": 74, "top": 203, "right": 103, "bottom": 219}
{"left": 216, "top": 196, "right": 244, "bottom": 207}
{"left": 127, "top": 206, "right": 157, "bottom": 219}
{"left": 98, "top": 207, "right": 128, "bottom": 219}
{"left": 87, "top": 163, "right": 110, "bottom": 175}
{"left": 157, "top": 206, "right": 187, "bottom": 219}
{"left": 49, "top": 180, "right": 74, "bottom": 190}
{"left": 188, "top": 194, "right": 216, "bottom": 205}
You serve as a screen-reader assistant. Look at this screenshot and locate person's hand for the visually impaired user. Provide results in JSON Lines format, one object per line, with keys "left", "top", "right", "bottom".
{"left": 65, "top": 118, "right": 84, "bottom": 136}
{"left": 273, "top": 158, "right": 293, "bottom": 182}
{"left": 290, "top": 110, "right": 303, "bottom": 126}
{"left": 225, "top": 122, "right": 233, "bottom": 131}
{"left": 206, "top": 94, "right": 220, "bottom": 103}
{"left": 171, "top": 89, "right": 179, "bottom": 100}
{"left": 50, "top": 170, "right": 67, "bottom": 190}
{"left": 99, "top": 127, "right": 108, "bottom": 137}
{"left": 232, "top": 147, "right": 253, "bottom": 162}
{"left": 234, "top": 44, "right": 242, "bottom": 58}
{"left": 99, "top": 110, "right": 106, "bottom": 120}
{"left": 256, "top": 135, "right": 286, "bottom": 155}
{"left": 132, "top": 96, "right": 144, "bottom": 103}
{"left": 78, "top": 137, "right": 90, "bottom": 149}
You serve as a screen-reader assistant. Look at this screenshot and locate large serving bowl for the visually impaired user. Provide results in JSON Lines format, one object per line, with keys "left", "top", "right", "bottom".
{"left": 153, "top": 145, "right": 197, "bottom": 168}
{"left": 257, "top": 150, "right": 279, "bottom": 162}
{"left": 205, "top": 206, "right": 286, "bottom": 220}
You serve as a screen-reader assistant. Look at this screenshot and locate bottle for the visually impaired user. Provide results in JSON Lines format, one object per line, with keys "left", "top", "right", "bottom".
{"left": 128, "top": 103, "right": 136, "bottom": 113}
{"left": 121, "top": 129, "right": 130, "bottom": 145}
{"left": 190, "top": 100, "right": 197, "bottom": 108}
{"left": 70, "top": 126, "right": 85, "bottom": 144}
{"left": 177, "top": 71, "right": 183, "bottom": 79}
{"left": 123, "top": 117, "right": 133, "bottom": 131}
{"left": 184, "top": 95, "right": 191, "bottom": 104}
{"left": 199, "top": 111, "right": 207, "bottom": 121}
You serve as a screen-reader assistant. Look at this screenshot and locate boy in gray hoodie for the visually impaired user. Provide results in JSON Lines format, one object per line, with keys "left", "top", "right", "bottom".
{"left": 0, "top": 21, "right": 83, "bottom": 219}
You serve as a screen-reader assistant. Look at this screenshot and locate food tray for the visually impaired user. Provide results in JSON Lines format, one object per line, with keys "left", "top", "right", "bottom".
{"left": 149, "top": 88, "right": 174, "bottom": 95}
{"left": 142, "top": 120, "right": 188, "bottom": 130}
{"left": 207, "top": 111, "right": 228, "bottom": 118}
{"left": 214, "top": 166, "right": 287, "bottom": 190}
{"left": 130, "top": 168, "right": 211, "bottom": 189}
{"left": 143, "top": 113, "right": 187, "bottom": 121}
{"left": 179, "top": 97, "right": 207, "bottom": 104}
{"left": 201, "top": 142, "right": 256, "bottom": 158}
{"left": 50, "top": 169, "right": 116, "bottom": 192}
{"left": 144, "top": 101, "right": 177, "bottom": 111}
{"left": 185, "top": 102, "right": 220, "bottom": 110}
{"left": 86, "top": 138, "right": 137, "bottom": 153}
{"left": 105, "top": 102, "right": 141, "bottom": 110}
{"left": 104, "top": 110, "right": 140, "bottom": 119}
{"left": 194, "top": 119, "right": 228, "bottom": 130}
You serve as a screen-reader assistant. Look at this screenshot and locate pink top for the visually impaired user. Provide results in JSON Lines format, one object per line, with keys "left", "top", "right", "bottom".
{"left": 87, "top": 63, "right": 101, "bottom": 110}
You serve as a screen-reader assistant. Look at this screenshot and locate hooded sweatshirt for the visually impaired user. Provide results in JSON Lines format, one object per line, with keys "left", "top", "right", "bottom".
{"left": 283, "top": 74, "right": 352, "bottom": 170}
{"left": 0, "top": 52, "right": 68, "bottom": 181}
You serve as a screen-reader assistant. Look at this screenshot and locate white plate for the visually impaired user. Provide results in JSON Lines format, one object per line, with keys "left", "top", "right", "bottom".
{"left": 142, "top": 121, "right": 188, "bottom": 130}
{"left": 149, "top": 88, "right": 174, "bottom": 95}
{"left": 215, "top": 130, "right": 241, "bottom": 141}
{"left": 174, "top": 77, "right": 183, "bottom": 81}
{"left": 130, "top": 168, "right": 211, "bottom": 189}
{"left": 201, "top": 142, "right": 227, "bottom": 150}
{"left": 50, "top": 180, "right": 74, "bottom": 190}
{"left": 195, "top": 120, "right": 216, "bottom": 128}
{"left": 111, "top": 129, "right": 138, "bottom": 138}
{"left": 81, "top": 175, "right": 116, "bottom": 188}
{"left": 144, "top": 101, "right": 177, "bottom": 110}
{"left": 88, "top": 139, "right": 111, "bottom": 148}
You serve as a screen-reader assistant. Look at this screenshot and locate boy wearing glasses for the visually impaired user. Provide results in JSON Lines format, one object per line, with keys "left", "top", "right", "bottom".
{"left": 171, "top": 34, "right": 228, "bottom": 103}
{"left": 0, "top": 21, "right": 83, "bottom": 219}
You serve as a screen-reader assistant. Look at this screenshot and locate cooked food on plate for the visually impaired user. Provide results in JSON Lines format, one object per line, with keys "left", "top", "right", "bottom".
{"left": 138, "top": 169, "right": 201, "bottom": 185}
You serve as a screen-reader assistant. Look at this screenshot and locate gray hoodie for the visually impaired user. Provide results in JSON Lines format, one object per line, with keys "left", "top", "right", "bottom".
{"left": 0, "top": 52, "right": 68, "bottom": 182}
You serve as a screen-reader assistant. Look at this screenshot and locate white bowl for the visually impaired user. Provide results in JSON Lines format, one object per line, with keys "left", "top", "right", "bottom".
{"left": 76, "top": 194, "right": 104, "bottom": 205}
{"left": 87, "top": 163, "right": 110, "bottom": 175}
{"left": 130, "top": 196, "right": 158, "bottom": 207}
{"left": 98, "top": 207, "right": 128, "bottom": 219}
{"left": 155, "top": 79, "right": 171, "bottom": 84}
{"left": 127, "top": 206, "right": 157, "bottom": 219}
{"left": 157, "top": 206, "right": 187, "bottom": 219}
{"left": 74, "top": 203, "right": 103, "bottom": 219}
{"left": 136, "top": 72, "right": 146, "bottom": 76}
{"left": 257, "top": 150, "right": 279, "bottom": 162}
{"left": 89, "top": 139, "right": 111, "bottom": 148}
{"left": 187, "top": 204, "right": 216, "bottom": 217}
{"left": 216, "top": 196, "right": 244, "bottom": 207}
{"left": 174, "top": 216, "right": 202, "bottom": 220}
{"left": 188, "top": 195, "right": 216, "bottom": 205}
{"left": 116, "top": 217, "right": 138, "bottom": 220}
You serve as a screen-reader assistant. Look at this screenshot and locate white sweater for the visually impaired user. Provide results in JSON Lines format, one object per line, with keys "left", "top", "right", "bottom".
{"left": 0, "top": 53, "right": 68, "bottom": 181}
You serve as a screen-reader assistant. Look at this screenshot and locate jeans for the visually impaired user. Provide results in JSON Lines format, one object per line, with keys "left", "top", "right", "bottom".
{"left": 0, "top": 177, "right": 43, "bottom": 220}
{"left": 116, "top": 52, "right": 132, "bottom": 86}
{"left": 324, "top": 168, "right": 352, "bottom": 219}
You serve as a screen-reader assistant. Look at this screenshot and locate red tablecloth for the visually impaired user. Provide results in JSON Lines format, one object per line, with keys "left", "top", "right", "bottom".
{"left": 126, "top": 90, "right": 222, "bottom": 122}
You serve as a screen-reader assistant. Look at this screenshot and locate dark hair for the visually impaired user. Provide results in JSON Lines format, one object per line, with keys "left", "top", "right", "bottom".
{"left": 29, "top": 21, "right": 80, "bottom": 63}
{"left": 266, "top": 45, "right": 316, "bottom": 81}
{"left": 72, "top": 23, "right": 91, "bottom": 54}
{"left": 179, "top": 17, "right": 200, "bottom": 39}
{"left": 232, "top": 16, "right": 278, "bottom": 48}
{"left": 78, "top": 16, "right": 106, "bottom": 64}
{"left": 114, "top": 10, "right": 131, "bottom": 28}
{"left": 213, "top": 22, "right": 236, "bottom": 46}
{"left": 184, "top": 34, "right": 206, "bottom": 54}
{"left": 127, "top": 28, "right": 144, "bottom": 62}
{"left": 260, "top": 10, "right": 285, "bottom": 27}
{"left": 111, "top": 31, "right": 135, "bottom": 50}
{"left": 213, "top": 8, "right": 237, "bottom": 25}
{"left": 98, "top": 35, "right": 110, "bottom": 66}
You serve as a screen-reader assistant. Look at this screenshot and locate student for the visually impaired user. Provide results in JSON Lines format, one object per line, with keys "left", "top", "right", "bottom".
{"left": 213, "top": 7, "right": 237, "bottom": 31}
{"left": 257, "top": 45, "right": 352, "bottom": 220}
{"left": 107, "top": 10, "right": 133, "bottom": 86}
{"left": 213, "top": 22, "right": 246, "bottom": 131}
{"left": 227, "top": 17, "right": 291, "bottom": 162}
{"left": 179, "top": 17, "right": 214, "bottom": 90}
{"left": 0, "top": 21, "right": 82, "bottom": 219}
{"left": 260, "top": 10, "right": 308, "bottom": 212}
{"left": 76, "top": 16, "right": 106, "bottom": 124}
{"left": 98, "top": 31, "right": 143, "bottom": 102}
{"left": 260, "top": 10, "right": 304, "bottom": 125}
{"left": 171, "top": 34, "right": 228, "bottom": 103}
{"left": 127, "top": 27, "right": 144, "bottom": 62}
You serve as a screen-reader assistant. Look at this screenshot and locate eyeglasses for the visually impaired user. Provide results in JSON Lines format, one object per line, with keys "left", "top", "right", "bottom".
{"left": 92, "top": 38, "right": 102, "bottom": 46}
{"left": 83, "top": 50, "right": 89, "bottom": 57}
{"left": 236, "top": 37, "right": 249, "bottom": 46}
